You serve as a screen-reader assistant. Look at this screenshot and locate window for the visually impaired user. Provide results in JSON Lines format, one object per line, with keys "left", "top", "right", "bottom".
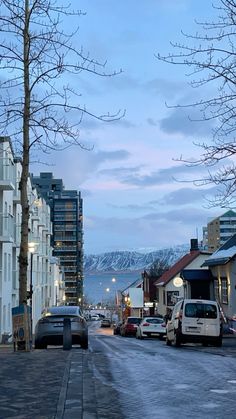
{"left": 163, "top": 290, "right": 165, "bottom": 305}
{"left": 167, "top": 291, "right": 179, "bottom": 306}
{"left": 185, "top": 303, "right": 217, "bottom": 319}
{"left": 221, "top": 278, "right": 228, "bottom": 304}
{"left": 214, "top": 279, "right": 220, "bottom": 301}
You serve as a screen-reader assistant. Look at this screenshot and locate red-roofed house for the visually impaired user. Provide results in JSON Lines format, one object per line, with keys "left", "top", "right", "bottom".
{"left": 154, "top": 240, "right": 212, "bottom": 316}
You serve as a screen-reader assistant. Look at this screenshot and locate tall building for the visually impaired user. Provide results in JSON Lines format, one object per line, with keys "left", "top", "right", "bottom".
{"left": 31, "top": 173, "right": 83, "bottom": 305}
{"left": 204, "top": 210, "right": 236, "bottom": 252}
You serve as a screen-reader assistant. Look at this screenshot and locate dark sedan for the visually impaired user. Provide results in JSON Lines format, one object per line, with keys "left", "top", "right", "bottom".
{"left": 34, "top": 306, "right": 88, "bottom": 349}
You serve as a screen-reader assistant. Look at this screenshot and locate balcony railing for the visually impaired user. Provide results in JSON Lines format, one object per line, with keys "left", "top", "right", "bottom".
{"left": 65, "top": 287, "right": 77, "bottom": 293}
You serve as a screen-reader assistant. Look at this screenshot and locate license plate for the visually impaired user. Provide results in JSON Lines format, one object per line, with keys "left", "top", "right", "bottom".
{"left": 53, "top": 323, "right": 63, "bottom": 327}
{"left": 186, "top": 327, "right": 200, "bottom": 333}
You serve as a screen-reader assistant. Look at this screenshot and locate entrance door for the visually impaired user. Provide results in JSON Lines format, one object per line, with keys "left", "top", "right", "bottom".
{"left": 190, "top": 281, "right": 210, "bottom": 300}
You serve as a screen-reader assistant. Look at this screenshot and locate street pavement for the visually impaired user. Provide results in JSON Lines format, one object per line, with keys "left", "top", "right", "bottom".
{"left": 1, "top": 335, "right": 236, "bottom": 419}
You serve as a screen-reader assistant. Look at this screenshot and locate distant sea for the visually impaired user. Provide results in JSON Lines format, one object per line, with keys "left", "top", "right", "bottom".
{"left": 84, "top": 271, "right": 141, "bottom": 305}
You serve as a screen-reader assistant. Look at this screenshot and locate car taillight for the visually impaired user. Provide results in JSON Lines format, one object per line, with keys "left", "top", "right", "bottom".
{"left": 143, "top": 323, "right": 150, "bottom": 327}
{"left": 161, "top": 323, "right": 166, "bottom": 328}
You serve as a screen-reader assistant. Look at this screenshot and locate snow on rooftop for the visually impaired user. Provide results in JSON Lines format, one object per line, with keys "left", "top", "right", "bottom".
{"left": 208, "top": 246, "right": 236, "bottom": 260}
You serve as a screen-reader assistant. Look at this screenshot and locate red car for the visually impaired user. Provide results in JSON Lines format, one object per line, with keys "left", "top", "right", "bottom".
{"left": 120, "top": 317, "right": 142, "bottom": 337}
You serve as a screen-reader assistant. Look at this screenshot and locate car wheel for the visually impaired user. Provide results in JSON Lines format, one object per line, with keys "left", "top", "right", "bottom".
{"left": 215, "top": 337, "right": 222, "bottom": 347}
{"left": 173, "top": 332, "right": 181, "bottom": 347}
{"left": 81, "top": 337, "right": 88, "bottom": 349}
{"left": 34, "top": 340, "right": 47, "bottom": 349}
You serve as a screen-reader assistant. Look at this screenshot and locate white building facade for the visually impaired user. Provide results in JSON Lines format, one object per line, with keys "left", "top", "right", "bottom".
{"left": 0, "top": 136, "right": 62, "bottom": 342}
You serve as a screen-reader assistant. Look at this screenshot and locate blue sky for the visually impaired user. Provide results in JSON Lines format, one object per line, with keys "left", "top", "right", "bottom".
{"left": 33, "top": 0, "right": 224, "bottom": 254}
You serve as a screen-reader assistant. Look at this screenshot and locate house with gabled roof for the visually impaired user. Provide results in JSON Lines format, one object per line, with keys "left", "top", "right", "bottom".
{"left": 154, "top": 239, "right": 212, "bottom": 316}
{"left": 202, "top": 232, "right": 236, "bottom": 319}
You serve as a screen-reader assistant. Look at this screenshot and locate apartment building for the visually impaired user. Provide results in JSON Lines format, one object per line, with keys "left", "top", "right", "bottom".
{"left": 0, "top": 137, "right": 61, "bottom": 341}
{"left": 31, "top": 173, "right": 84, "bottom": 306}
{"left": 203, "top": 210, "right": 236, "bottom": 252}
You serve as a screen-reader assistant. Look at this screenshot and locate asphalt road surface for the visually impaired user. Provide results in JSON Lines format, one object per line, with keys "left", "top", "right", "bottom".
{"left": 88, "top": 321, "right": 236, "bottom": 419}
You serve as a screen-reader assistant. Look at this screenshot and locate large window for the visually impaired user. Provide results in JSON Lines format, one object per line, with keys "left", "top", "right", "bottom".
{"left": 167, "top": 291, "right": 179, "bottom": 306}
{"left": 221, "top": 278, "right": 228, "bottom": 304}
{"left": 185, "top": 303, "right": 217, "bottom": 319}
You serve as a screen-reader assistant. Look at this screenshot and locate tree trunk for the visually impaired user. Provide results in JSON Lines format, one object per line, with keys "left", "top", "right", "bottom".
{"left": 19, "top": 0, "right": 30, "bottom": 305}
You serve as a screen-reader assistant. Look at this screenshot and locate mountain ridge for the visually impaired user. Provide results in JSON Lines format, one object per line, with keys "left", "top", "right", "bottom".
{"left": 84, "top": 244, "right": 190, "bottom": 273}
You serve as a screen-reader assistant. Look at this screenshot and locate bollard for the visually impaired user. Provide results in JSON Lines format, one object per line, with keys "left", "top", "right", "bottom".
{"left": 63, "top": 318, "right": 72, "bottom": 350}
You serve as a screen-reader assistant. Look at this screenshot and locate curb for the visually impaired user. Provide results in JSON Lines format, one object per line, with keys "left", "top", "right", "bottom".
{"left": 54, "top": 351, "right": 72, "bottom": 419}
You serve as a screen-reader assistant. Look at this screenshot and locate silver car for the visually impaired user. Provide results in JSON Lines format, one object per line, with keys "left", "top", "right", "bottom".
{"left": 34, "top": 306, "right": 88, "bottom": 349}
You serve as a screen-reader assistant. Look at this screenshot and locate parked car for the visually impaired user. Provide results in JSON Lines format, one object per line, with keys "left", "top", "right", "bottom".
{"left": 101, "top": 318, "right": 111, "bottom": 327}
{"left": 166, "top": 299, "right": 222, "bottom": 347}
{"left": 136, "top": 316, "right": 166, "bottom": 339}
{"left": 90, "top": 314, "right": 100, "bottom": 321}
{"left": 120, "top": 317, "right": 142, "bottom": 337}
{"left": 34, "top": 305, "right": 88, "bottom": 349}
{"left": 113, "top": 321, "right": 123, "bottom": 335}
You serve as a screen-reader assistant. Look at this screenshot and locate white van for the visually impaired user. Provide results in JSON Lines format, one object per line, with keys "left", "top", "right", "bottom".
{"left": 166, "top": 299, "right": 222, "bottom": 347}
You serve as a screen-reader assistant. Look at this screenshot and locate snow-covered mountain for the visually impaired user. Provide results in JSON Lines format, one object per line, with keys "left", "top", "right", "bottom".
{"left": 84, "top": 244, "right": 189, "bottom": 273}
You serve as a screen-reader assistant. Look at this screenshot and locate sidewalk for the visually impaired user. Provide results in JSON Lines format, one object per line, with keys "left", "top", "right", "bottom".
{"left": 0, "top": 345, "right": 76, "bottom": 419}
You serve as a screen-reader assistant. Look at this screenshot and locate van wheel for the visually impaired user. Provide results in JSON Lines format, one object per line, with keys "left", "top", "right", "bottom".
{"left": 215, "top": 337, "right": 222, "bottom": 347}
{"left": 173, "top": 332, "right": 181, "bottom": 347}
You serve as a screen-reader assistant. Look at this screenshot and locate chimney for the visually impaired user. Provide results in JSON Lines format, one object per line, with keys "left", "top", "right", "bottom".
{"left": 190, "top": 238, "right": 199, "bottom": 252}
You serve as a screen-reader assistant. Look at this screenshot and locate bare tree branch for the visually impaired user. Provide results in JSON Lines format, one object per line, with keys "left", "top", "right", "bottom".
{"left": 157, "top": 0, "right": 236, "bottom": 208}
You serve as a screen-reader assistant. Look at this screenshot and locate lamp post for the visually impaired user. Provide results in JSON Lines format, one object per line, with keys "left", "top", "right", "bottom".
{"left": 28, "top": 242, "right": 36, "bottom": 340}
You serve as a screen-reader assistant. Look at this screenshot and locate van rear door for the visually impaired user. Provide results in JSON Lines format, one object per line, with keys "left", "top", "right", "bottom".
{"left": 182, "top": 301, "right": 220, "bottom": 337}
{"left": 182, "top": 301, "right": 205, "bottom": 335}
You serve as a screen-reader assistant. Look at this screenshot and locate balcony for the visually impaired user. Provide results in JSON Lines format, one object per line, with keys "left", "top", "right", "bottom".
{"left": 65, "top": 287, "right": 77, "bottom": 293}
{"left": 63, "top": 266, "right": 77, "bottom": 272}
{"left": 0, "top": 158, "right": 15, "bottom": 190}
{"left": 53, "top": 245, "right": 77, "bottom": 252}
{"left": 0, "top": 213, "right": 14, "bottom": 242}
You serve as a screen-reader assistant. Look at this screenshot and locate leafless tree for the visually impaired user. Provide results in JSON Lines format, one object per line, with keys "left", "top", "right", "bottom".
{"left": 0, "top": 0, "right": 123, "bottom": 306}
{"left": 149, "top": 259, "right": 169, "bottom": 279}
{"left": 157, "top": 0, "right": 236, "bottom": 208}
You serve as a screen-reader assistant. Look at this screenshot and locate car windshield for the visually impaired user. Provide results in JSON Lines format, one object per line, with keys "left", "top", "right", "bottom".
{"left": 44, "top": 307, "right": 81, "bottom": 317}
{"left": 127, "top": 318, "right": 141, "bottom": 324}
{"left": 185, "top": 303, "right": 217, "bottom": 319}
